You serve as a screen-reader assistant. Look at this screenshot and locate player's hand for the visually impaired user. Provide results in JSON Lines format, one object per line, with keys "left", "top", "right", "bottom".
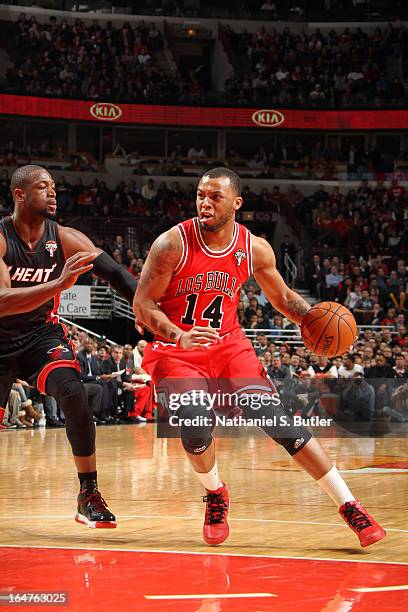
{"left": 99, "top": 373, "right": 117, "bottom": 381}
{"left": 58, "top": 252, "right": 97, "bottom": 291}
{"left": 178, "top": 326, "right": 220, "bottom": 350}
{"left": 135, "top": 319, "right": 144, "bottom": 334}
{"left": 123, "top": 381, "right": 138, "bottom": 391}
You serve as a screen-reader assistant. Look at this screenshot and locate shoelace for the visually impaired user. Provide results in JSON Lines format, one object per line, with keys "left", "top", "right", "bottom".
{"left": 203, "top": 492, "right": 228, "bottom": 524}
{"left": 342, "top": 502, "right": 372, "bottom": 532}
{"left": 83, "top": 491, "right": 109, "bottom": 514}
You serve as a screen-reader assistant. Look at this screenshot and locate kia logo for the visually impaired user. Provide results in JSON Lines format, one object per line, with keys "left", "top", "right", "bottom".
{"left": 252, "top": 109, "right": 285, "bottom": 127}
{"left": 90, "top": 102, "right": 122, "bottom": 121}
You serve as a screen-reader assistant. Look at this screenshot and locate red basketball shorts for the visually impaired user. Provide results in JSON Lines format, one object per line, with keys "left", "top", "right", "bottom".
{"left": 142, "top": 327, "right": 273, "bottom": 393}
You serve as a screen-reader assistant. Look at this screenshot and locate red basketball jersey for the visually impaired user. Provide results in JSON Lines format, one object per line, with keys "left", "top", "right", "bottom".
{"left": 156, "top": 217, "right": 253, "bottom": 341}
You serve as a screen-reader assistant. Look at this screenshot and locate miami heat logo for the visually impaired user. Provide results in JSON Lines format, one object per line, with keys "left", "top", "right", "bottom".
{"left": 47, "top": 344, "right": 70, "bottom": 360}
{"left": 45, "top": 240, "right": 58, "bottom": 258}
{"left": 234, "top": 248, "right": 246, "bottom": 267}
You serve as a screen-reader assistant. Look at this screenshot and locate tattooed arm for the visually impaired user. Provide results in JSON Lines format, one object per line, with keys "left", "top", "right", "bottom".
{"left": 133, "top": 228, "right": 183, "bottom": 342}
{"left": 134, "top": 228, "right": 220, "bottom": 349}
{"left": 252, "top": 235, "right": 310, "bottom": 325}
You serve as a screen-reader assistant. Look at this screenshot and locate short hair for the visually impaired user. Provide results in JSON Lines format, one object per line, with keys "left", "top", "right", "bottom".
{"left": 200, "top": 167, "right": 241, "bottom": 196}
{"left": 10, "top": 164, "right": 48, "bottom": 193}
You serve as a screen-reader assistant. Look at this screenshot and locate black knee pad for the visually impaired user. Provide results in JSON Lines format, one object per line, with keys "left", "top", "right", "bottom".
{"left": 45, "top": 367, "right": 95, "bottom": 457}
{"left": 176, "top": 397, "right": 215, "bottom": 455}
{"left": 239, "top": 393, "right": 312, "bottom": 456}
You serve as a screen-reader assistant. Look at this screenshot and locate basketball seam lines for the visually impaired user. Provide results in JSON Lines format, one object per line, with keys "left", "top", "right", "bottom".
{"left": 300, "top": 302, "right": 335, "bottom": 341}
{"left": 339, "top": 313, "right": 357, "bottom": 337}
{"left": 312, "top": 304, "right": 343, "bottom": 354}
{"left": 334, "top": 311, "right": 341, "bottom": 357}
{"left": 301, "top": 309, "right": 333, "bottom": 337}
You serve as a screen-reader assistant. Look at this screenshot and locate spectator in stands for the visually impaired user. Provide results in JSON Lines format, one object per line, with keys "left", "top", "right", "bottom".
{"left": 187, "top": 144, "right": 207, "bottom": 163}
{"left": 141, "top": 178, "right": 157, "bottom": 202}
{"left": 383, "top": 383, "right": 408, "bottom": 423}
{"left": 340, "top": 372, "right": 375, "bottom": 421}
{"left": 100, "top": 345, "right": 137, "bottom": 423}
{"left": 353, "top": 289, "right": 374, "bottom": 325}
{"left": 312, "top": 356, "right": 338, "bottom": 378}
{"left": 129, "top": 339, "right": 155, "bottom": 422}
{"left": 325, "top": 265, "right": 343, "bottom": 299}
{"left": 255, "top": 333, "right": 269, "bottom": 357}
{"left": 365, "top": 353, "right": 393, "bottom": 380}
{"left": 338, "top": 353, "right": 364, "bottom": 379}
{"left": 77, "top": 336, "right": 119, "bottom": 424}
{"left": 280, "top": 234, "right": 296, "bottom": 278}
{"left": 267, "top": 356, "right": 290, "bottom": 390}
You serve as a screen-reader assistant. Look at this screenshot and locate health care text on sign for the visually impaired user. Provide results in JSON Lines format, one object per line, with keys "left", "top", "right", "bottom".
{"left": 59, "top": 286, "right": 91, "bottom": 318}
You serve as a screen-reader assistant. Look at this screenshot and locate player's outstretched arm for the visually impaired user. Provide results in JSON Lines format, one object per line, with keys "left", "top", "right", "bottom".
{"left": 58, "top": 226, "right": 136, "bottom": 303}
{"left": 252, "top": 235, "right": 310, "bottom": 326}
{"left": 0, "top": 251, "right": 96, "bottom": 317}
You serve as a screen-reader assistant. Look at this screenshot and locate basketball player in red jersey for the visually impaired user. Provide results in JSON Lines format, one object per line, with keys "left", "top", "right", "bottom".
{"left": 134, "top": 168, "right": 385, "bottom": 548}
{"left": 0, "top": 165, "right": 137, "bottom": 528}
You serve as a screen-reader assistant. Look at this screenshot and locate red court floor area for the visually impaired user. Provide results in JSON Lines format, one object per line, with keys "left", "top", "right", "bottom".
{"left": 0, "top": 547, "right": 407, "bottom": 611}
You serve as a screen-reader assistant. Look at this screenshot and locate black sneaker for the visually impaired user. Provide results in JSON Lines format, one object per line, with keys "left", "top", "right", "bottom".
{"left": 75, "top": 488, "right": 117, "bottom": 529}
{"left": 46, "top": 417, "right": 64, "bottom": 428}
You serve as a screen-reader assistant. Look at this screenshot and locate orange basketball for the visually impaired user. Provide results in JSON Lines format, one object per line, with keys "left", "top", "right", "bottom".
{"left": 300, "top": 301, "right": 358, "bottom": 358}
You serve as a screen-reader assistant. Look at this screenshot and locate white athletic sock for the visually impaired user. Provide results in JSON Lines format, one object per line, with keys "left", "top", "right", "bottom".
{"left": 195, "top": 462, "right": 223, "bottom": 491}
{"left": 316, "top": 466, "right": 355, "bottom": 507}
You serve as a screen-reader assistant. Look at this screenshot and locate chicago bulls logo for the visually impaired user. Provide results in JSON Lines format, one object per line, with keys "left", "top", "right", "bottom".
{"left": 234, "top": 248, "right": 246, "bottom": 266}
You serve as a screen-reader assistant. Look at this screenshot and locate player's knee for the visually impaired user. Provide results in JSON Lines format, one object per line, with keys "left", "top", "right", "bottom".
{"left": 274, "top": 430, "right": 312, "bottom": 456}
{"left": 176, "top": 397, "right": 215, "bottom": 456}
{"left": 241, "top": 393, "right": 312, "bottom": 456}
{"left": 45, "top": 367, "right": 85, "bottom": 401}
{"left": 46, "top": 368, "right": 87, "bottom": 407}
{"left": 181, "top": 435, "right": 213, "bottom": 455}
{"left": 45, "top": 367, "right": 95, "bottom": 456}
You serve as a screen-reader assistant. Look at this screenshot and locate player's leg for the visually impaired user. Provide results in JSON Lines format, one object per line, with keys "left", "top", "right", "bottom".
{"left": 20, "top": 332, "right": 116, "bottom": 528}
{"left": 185, "top": 438, "right": 229, "bottom": 546}
{"left": 149, "top": 347, "right": 229, "bottom": 545}
{"left": 222, "top": 343, "right": 386, "bottom": 547}
{"left": 45, "top": 367, "right": 116, "bottom": 528}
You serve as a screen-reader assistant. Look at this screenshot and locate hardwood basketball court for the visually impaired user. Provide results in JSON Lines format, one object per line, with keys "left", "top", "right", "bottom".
{"left": 0, "top": 424, "right": 407, "bottom": 610}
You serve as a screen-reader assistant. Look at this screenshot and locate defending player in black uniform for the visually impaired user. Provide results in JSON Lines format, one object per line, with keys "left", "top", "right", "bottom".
{"left": 0, "top": 165, "right": 137, "bottom": 528}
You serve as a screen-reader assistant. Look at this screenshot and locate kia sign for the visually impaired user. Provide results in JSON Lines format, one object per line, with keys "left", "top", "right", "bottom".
{"left": 90, "top": 102, "right": 122, "bottom": 121}
{"left": 252, "top": 109, "right": 285, "bottom": 127}
{"left": 1, "top": 94, "right": 408, "bottom": 130}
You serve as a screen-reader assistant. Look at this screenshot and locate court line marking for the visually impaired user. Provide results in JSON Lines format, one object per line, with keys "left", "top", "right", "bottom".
{"left": 145, "top": 593, "right": 277, "bottom": 600}
{"left": 340, "top": 468, "right": 408, "bottom": 474}
{"left": 351, "top": 585, "right": 408, "bottom": 593}
{"left": 1, "top": 544, "right": 407, "bottom": 566}
{"left": 0, "top": 514, "right": 406, "bottom": 533}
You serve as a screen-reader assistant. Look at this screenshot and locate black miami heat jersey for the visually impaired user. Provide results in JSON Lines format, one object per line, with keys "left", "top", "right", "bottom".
{"left": 0, "top": 216, "right": 65, "bottom": 344}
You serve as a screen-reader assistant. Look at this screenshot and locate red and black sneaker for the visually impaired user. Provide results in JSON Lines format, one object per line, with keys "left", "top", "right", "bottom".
{"left": 75, "top": 488, "right": 117, "bottom": 529}
{"left": 339, "top": 500, "right": 386, "bottom": 547}
{"left": 202, "top": 483, "right": 230, "bottom": 546}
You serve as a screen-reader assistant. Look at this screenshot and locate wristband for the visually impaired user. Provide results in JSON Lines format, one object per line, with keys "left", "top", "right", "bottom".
{"left": 176, "top": 332, "right": 185, "bottom": 348}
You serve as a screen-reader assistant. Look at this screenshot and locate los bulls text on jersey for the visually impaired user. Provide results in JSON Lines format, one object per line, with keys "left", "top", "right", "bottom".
{"left": 157, "top": 218, "right": 253, "bottom": 339}
{"left": 0, "top": 217, "right": 65, "bottom": 344}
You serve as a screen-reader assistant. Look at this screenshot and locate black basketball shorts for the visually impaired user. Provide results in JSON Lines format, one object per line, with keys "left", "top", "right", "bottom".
{"left": 0, "top": 323, "right": 80, "bottom": 408}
